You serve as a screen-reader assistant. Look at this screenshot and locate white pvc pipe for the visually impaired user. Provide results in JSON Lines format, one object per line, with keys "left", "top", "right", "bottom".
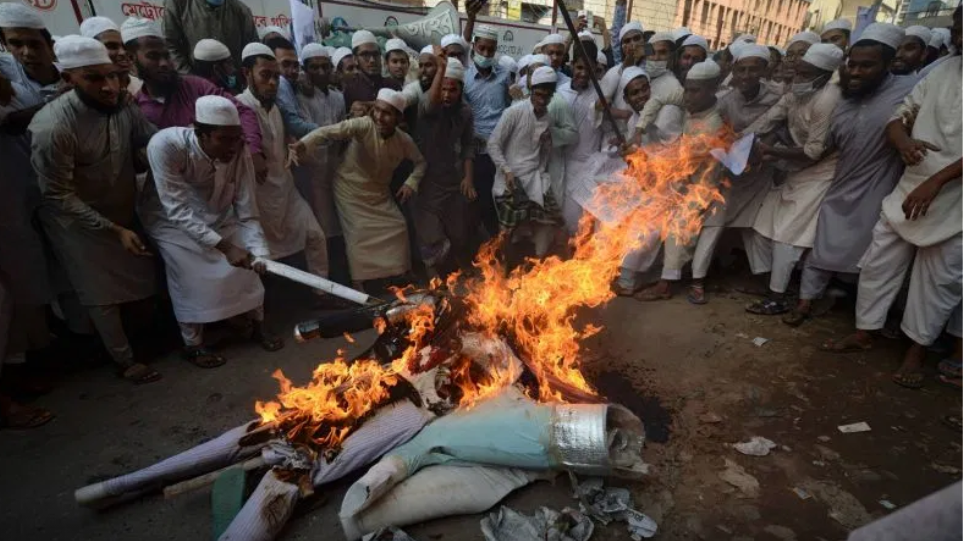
{"left": 256, "top": 259, "right": 371, "bottom": 306}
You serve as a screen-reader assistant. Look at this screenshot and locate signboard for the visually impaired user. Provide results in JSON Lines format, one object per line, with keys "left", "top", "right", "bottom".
{"left": 0, "top": 0, "right": 82, "bottom": 37}
{"left": 88, "top": 0, "right": 297, "bottom": 31}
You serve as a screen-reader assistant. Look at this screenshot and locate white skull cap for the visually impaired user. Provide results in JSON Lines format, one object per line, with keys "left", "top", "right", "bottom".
{"left": 195, "top": 95, "right": 241, "bottom": 126}
{"left": 54, "top": 35, "right": 112, "bottom": 70}
{"left": 80, "top": 16, "right": 119, "bottom": 39}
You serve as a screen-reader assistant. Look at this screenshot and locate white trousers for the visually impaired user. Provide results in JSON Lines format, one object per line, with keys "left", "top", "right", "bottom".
{"left": 691, "top": 226, "right": 724, "bottom": 280}
{"left": 661, "top": 235, "right": 693, "bottom": 281}
{"left": 561, "top": 193, "right": 584, "bottom": 236}
{"left": 799, "top": 266, "right": 858, "bottom": 301}
{"left": 855, "top": 216, "right": 963, "bottom": 346}
{"left": 179, "top": 306, "right": 265, "bottom": 347}
{"left": 742, "top": 230, "right": 805, "bottom": 294}
{"left": 618, "top": 232, "right": 662, "bottom": 289}
{"left": 302, "top": 220, "right": 330, "bottom": 286}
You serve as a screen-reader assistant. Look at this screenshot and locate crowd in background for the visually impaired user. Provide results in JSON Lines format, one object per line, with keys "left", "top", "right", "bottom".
{"left": 0, "top": 0, "right": 959, "bottom": 429}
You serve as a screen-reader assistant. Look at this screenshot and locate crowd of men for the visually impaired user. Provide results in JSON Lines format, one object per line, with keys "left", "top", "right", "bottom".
{"left": 0, "top": 0, "right": 959, "bottom": 428}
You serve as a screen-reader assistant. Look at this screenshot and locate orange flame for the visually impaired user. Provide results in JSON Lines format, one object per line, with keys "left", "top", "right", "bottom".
{"left": 254, "top": 132, "right": 729, "bottom": 446}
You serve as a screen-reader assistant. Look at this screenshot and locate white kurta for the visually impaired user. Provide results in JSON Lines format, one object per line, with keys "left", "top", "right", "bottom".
{"left": 142, "top": 127, "right": 269, "bottom": 324}
{"left": 236, "top": 90, "right": 328, "bottom": 276}
{"left": 557, "top": 81, "right": 603, "bottom": 232}
{"left": 599, "top": 66, "right": 684, "bottom": 145}
{"left": 294, "top": 86, "right": 345, "bottom": 237}
{"left": 746, "top": 83, "right": 843, "bottom": 248}
{"left": 487, "top": 100, "right": 553, "bottom": 207}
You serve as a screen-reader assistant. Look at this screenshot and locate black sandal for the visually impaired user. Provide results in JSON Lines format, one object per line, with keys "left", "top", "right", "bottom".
{"left": 746, "top": 298, "right": 789, "bottom": 315}
{"left": 119, "top": 363, "right": 162, "bottom": 384}
{"left": 252, "top": 328, "right": 284, "bottom": 352}
{"left": 183, "top": 346, "right": 227, "bottom": 368}
{"left": 782, "top": 308, "right": 811, "bottom": 327}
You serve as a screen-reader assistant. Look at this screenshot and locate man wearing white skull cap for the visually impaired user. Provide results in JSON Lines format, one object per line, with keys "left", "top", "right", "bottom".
{"left": 409, "top": 55, "right": 477, "bottom": 274}
{"left": 142, "top": 95, "right": 282, "bottom": 368}
{"left": 784, "top": 31, "right": 820, "bottom": 80}
{"left": 30, "top": 36, "right": 161, "bottom": 383}
{"left": 235, "top": 40, "right": 331, "bottom": 304}
{"left": 441, "top": 33, "right": 469, "bottom": 66}
{"left": 824, "top": 5, "right": 962, "bottom": 388}
{"left": 893, "top": 26, "right": 932, "bottom": 75}
{"left": 785, "top": 23, "right": 918, "bottom": 327}
{"left": 820, "top": 19, "right": 852, "bottom": 51}
{"left": 677, "top": 34, "right": 708, "bottom": 81}
{"left": 163, "top": 0, "right": 259, "bottom": 74}
{"left": 258, "top": 26, "right": 290, "bottom": 42}
{"left": 332, "top": 47, "right": 357, "bottom": 88}
{"left": 742, "top": 43, "right": 843, "bottom": 316}
{"left": 632, "top": 60, "right": 726, "bottom": 303}
{"left": 81, "top": 16, "right": 141, "bottom": 95}
{"left": 289, "top": 86, "right": 426, "bottom": 289}
{"left": 343, "top": 30, "right": 401, "bottom": 115}
{"left": 402, "top": 46, "right": 439, "bottom": 113}
{"left": 0, "top": 2, "right": 59, "bottom": 97}
{"left": 918, "top": 26, "right": 955, "bottom": 78}
{"left": 384, "top": 38, "right": 411, "bottom": 87}
{"left": 191, "top": 38, "right": 241, "bottom": 94}
{"left": 487, "top": 66, "right": 567, "bottom": 257}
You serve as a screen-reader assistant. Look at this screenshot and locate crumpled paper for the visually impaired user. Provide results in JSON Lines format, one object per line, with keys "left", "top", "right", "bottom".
{"left": 731, "top": 436, "right": 778, "bottom": 457}
{"left": 362, "top": 527, "right": 418, "bottom": 541}
{"left": 573, "top": 477, "right": 658, "bottom": 539}
{"left": 480, "top": 505, "right": 594, "bottom": 541}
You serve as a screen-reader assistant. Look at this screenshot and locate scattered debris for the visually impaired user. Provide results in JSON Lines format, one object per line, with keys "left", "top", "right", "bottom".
{"left": 763, "top": 524, "right": 797, "bottom": 541}
{"left": 817, "top": 435, "right": 831, "bottom": 442}
{"left": 719, "top": 459, "right": 760, "bottom": 498}
{"left": 754, "top": 407, "right": 781, "bottom": 418}
{"left": 700, "top": 412, "right": 723, "bottom": 424}
{"left": 791, "top": 487, "right": 812, "bottom": 500}
{"left": 731, "top": 437, "right": 778, "bottom": 457}
{"left": 799, "top": 479, "right": 873, "bottom": 530}
{"left": 571, "top": 477, "right": 658, "bottom": 538}
{"left": 814, "top": 444, "right": 841, "bottom": 461}
{"left": 363, "top": 527, "right": 419, "bottom": 541}
{"left": 752, "top": 337, "right": 770, "bottom": 347}
{"left": 838, "top": 422, "right": 872, "bottom": 433}
{"left": 812, "top": 460, "right": 827, "bottom": 467}
{"left": 931, "top": 462, "right": 962, "bottom": 475}
{"left": 480, "top": 505, "right": 594, "bottom": 541}
{"left": 879, "top": 500, "right": 897, "bottom": 510}
{"left": 781, "top": 445, "right": 792, "bottom": 452}
{"left": 735, "top": 332, "right": 749, "bottom": 339}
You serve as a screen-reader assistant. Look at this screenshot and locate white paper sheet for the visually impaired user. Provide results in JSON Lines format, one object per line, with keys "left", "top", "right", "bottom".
{"left": 709, "top": 132, "right": 755, "bottom": 176}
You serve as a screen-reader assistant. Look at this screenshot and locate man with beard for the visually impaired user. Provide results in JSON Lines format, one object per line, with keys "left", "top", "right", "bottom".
{"left": 342, "top": 30, "right": 402, "bottom": 113}
{"left": 142, "top": 96, "right": 282, "bottom": 368}
{"left": 742, "top": 44, "right": 844, "bottom": 316}
{"left": 235, "top": 43, "right": 329, "bottom": 288}
{"left": 785, "top": 25, "right": 917, "bottom": 326}
{"left": 289, "top": 89, "right": 426, "bottom": 291}
{"left": 80, "top": 16, "right": 142, "bottom": 95}
{"left": 30, "top": 36, "right": 160, "bottom": 384}
{"left": 539, "top": 33, "right": 571, "bottom": 86}
{"left": 0, "top": 3, "right": 60, "bottom": 101}
{"left": 162, "top": 0, "right": 259, "bottom": 74}
{"left": 402, "top": 45, "right": 438, "bottom": 108}
{"left": 191, "top": 38, "right": 242, "bottom": 94}
{"left": 410, "top": 56, "right": 476, "bottom": 276}
{"left": 122, "top": 17, "right": 266, "bottom": 181}
{"left": 820, "top": 19, "right": 852, "bottom": 51}
{"left": 441, "top": 33, "right": 469, "bottom": 68}
{"left": 822, "top": 7, "right": 961, "bottom": 390}
{"left": 268, "top": 36, "right": 316, "bottom": 139}
{"left": 892, "top": 26, "right": 932, "bottom": 75}
{"left": 675, "top": 34, "right": 708, "bottom": 83}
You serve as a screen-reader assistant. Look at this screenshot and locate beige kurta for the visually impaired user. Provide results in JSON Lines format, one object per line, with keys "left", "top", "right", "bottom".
{"left": 299, "top": 116, "right": 426, "bottom": 281}
{"left": 746, "top": 83, "right": 842, "bottom": 248}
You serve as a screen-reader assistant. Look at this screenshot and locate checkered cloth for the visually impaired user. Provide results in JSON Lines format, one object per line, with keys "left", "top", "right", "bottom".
{"left": 495, "top": 190, "right": 564, "bottom": 229}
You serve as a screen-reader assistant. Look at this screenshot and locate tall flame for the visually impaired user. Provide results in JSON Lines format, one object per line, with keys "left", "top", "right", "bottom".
{"left": 255, "top": 131, "right": 730, "bottom": 446}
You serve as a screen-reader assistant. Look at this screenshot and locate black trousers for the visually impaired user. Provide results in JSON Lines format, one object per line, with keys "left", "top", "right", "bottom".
{"left": 472, "top": 153, "right": 499, "bottom": 238}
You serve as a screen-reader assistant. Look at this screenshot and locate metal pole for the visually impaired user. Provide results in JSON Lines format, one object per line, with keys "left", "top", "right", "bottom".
{"left": 554, "top": 0, "right": 626, "bottom": 146}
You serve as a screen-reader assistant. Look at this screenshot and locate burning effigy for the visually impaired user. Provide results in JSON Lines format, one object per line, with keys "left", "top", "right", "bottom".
{"left": 73, "top": 131, "right": 731, "bottom": 541}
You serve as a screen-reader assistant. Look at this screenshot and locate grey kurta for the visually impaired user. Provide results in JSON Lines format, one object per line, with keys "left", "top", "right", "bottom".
{"left": 294, "top": 87, "right": 346, "bottom": 237}
{"left": 163, "top": 0, "right": 260, "bottom": 74}
{"left": 29, "top": 92, "right": 158, "bottom": 307}
{"left": 808, "top": 74, "right": 918, "bottom": 273}
{"left": 299, "top": 116, "right": 426, "bottom": 281}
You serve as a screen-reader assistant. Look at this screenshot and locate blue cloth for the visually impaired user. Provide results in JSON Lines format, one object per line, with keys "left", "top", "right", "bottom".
{"left": 610, "top": 2, "right": 628, "bottom": 65}
{"left": 465, "top": 62, "right": 511, "bottom": 141}
{"left": 276, "top": 76, "right": 319, "bottom": 139}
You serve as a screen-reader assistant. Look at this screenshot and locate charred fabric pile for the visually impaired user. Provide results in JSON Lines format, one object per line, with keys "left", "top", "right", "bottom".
{"left": 73, "top": 130, "right": 732, "bottom": 541}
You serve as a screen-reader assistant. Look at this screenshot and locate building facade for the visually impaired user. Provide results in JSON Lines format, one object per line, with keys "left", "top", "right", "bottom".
{"left": 674, "top": 0, "right": 810, "bottom": 49}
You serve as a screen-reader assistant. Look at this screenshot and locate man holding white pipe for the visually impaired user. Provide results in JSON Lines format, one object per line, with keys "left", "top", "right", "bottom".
{"left": 142, "top": 95, "right": 284, "bottom": 368}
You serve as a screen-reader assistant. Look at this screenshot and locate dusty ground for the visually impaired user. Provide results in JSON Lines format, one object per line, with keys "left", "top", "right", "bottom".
{"left": 1, "top": 271, "right": 960, "bottom": 541}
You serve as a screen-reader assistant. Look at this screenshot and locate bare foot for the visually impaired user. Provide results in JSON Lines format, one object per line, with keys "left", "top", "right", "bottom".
{"left": 820, "top": 330, "right": 873, "bottom": 353}
{"left": 892, "top": 343, "right": 926, "bottom": 389}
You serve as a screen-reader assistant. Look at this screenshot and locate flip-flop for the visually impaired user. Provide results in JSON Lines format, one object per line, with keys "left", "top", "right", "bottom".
{"left": 937, "top": 359, "right": 962, "bottom": 378}
{"left": 634, "top": 287, "right": 672, "bottom": 302}
{"left": 746, "top": 298, "right": 790, "bottom": 315}
{"left": 892, "top": 371, "right": 924, "bottom": 389}
{"left": 819, "top": 336, "right": 872, "bottom": 353}
{"left": 183, "top": 347, "right": 227, "bottom": 368}
{"left": 0, "top": 405, "right": 54, "bottom": 429}
{"left": 252, "top": 329, "right": 285, "bottom": 352}
{"left": 612, "top": 282, "right": 642, "bottom": 297}
{"left": 687, "top": 284, "right": 707, "bottom": 305}
{"left": 782, "top": 309, "right": 811, "bottom": 327}
{"left": 119, "top": 363, "right": 162, "bottom": 385}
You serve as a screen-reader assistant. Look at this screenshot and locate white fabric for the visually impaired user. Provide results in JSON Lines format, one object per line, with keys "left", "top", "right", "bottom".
{"left": 692, "top": 225, "right": 724, "bottom": 279}
{"left": 241, "top": 42, "right": 275, "bottom": 61}
{"left": 351, "top": 30, "right": 378, "bottom": 49}
{"left": 294, "top": 86, "right": 346, "bottom": 235}
{"left": 788, "top": 30, "right": 820, "bottom": 47}
{"left": 733, "top": 34, "right": 756, "bottom": 44}
{"left": 120, "top": 17, "right": 161, "bottom": 44}
{"left": 733, "top": 44, "right": 771, "bottom": 63}
{"left": 686, "top": 59, "right": 720, "bottom": 80}
{"left": 856, "top": 216, "right": 962, "bottom": 346}
{"left": 857, "top": 23, "right": 903, "bottom": 50}
{"left": 236, "top": 90, "right": 328, "bottom": 274}
{"left": 619, "top": 66, "right": 648, "bottom": 87}
{"left": 618, "top": 21, "right": 643, "bottom": 42}
{"left": 882, "top": 57, "right": 962, "bottom": 247}
{"left": 822, "top": 18, "right": 852, "bottom": 33}
{"left": 54, "top": 36, "right": 112, "bottom": 70}
{"left": 577, "top": 30, "right": 593, "bottom": 41}
{"left": 801, "top": 43, "right": 844, "bottom": 72}
{"left": 649, "top": 31, "right": 675, "bottom": 45}
{"left": 195, "top": 95, "right": 240, "bottom": 126}
{"left": 904, "top": 26, "right": 932, "bottom": 44}
{"left": 516, "top": 54, "right": 535, "bottom": 74}
{"left": 475, "top": 24, "right": 499, "bottom": 42}
{"left": 487, "top": 101, "right": 553, "bottom": 206}
{"left": 376, "top": 88, "right": 406, "bottom": 113}
{"left": 444, "top": 57, "right": 465, "bottom": 82}
{"left": 742, "top": 230, "right": 805, "bottom": 294}
{"left": 530, "top": 66, "right": 557, "bottom": 86}
{"left": 538, "top": 34, "right": 565, "bottom": 48}
{"left": 440, "top": 33, "right": 464, "bottom": 50}
{"left": 556, "top": 81, "right": 603, "bottom": 234}
{"left": 529, "top": 54, "right": 549, "bottom": 68}
{"left": 385, "top": 38, "right": 407, "bottom": 54}
{"left": 0, "top": 2, "right": 44, "bottom": 29}
{"left": 420, "top": 45, "right": 433, "bottom": 56}
{"left": 498, "top": 54, "right": 518, "bottom": 73}
{"left": 258, "top": 25, "right": 290, "bottom": 40}
{"left": 929, "top": 29, "right": 946, "bottom": 49}
{"left": 300, "top": 43, "right": 329, "bottom": 60}
{"left": 193, "top": 39, "right": 231, "bottom": 62}
{"left": 79, "top": 16, "right": 119, "bottom": 39}
{"left": 596, "top": 52, "right": 607, "bottom": 66}
{"left": 682, "top": 34, "right": 708, "bottom": 52}
{"left": 673, "top": 27, "right": 692, "bottom": 41}
{"left": 333, "top": 47, "right": 353, "bottom": 69}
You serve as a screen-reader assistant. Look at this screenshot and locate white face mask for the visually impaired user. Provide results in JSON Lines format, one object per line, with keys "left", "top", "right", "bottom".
{"left": 645, "top": 59, "right": 668, "bottom": 79}
{"left": 791, "top": 73, "right": 827, "bottom": 97}
{"left": 765, "top": 79, "right": 787, "bottom": 95}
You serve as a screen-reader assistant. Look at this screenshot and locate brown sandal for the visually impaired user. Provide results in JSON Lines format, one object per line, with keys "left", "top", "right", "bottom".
{"left": 0, "top": 400, "right": 54, "bottom": 429}
{"left": 183, "top": 346, "right": 227, "bottom": 368}
{"left": 119, "top": 363, "right": 162, "bottom": 384}
{"left": 634, "top": 286, "right": 672, "bottom": 302}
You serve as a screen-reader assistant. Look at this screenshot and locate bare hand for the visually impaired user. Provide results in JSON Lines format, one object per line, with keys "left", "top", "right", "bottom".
{"left": 509, "top": 85, "right": 525, "bottom": 100}
{"left": 349, "top": 101, "right": 371, "bottom": 118}
{"left": 286, "top": 141, "right": 306, "bottom": 168}
{"left": 252, "top": 152, "right": 268, "bottom": 184}
{"left": 900, "top": 105, "right": 919, "bottom": 131}
{"left": 117, "top": 227, "right": 152, "bottom": 256}
{"left": 252, "top": 259, "right": 268, "bottom": 274}
{"left": 217, "top": 241, "right": 253, "bottom": 268}
{"left": 396, "top": 184, "right": 415, "bottom": 204}
{"left": 902, "top": 176, "right": 943, "bottom": 220}
{"left": 504, "top": 171, "right": 516, "bottom": 191}
{"left": 460, "top": 177, "right": 477, "bottom": 200}
{"left": 466, "top": 0, "right": 483, "bottom": 17}
{"left": 618, "top": 142, "right": 639, "bottom": 158}
{"left": 897, "top": 138, "right": 940, "bottom": 166}
{"left": 576, "top": 16, "right": 588, "bottom": 32}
